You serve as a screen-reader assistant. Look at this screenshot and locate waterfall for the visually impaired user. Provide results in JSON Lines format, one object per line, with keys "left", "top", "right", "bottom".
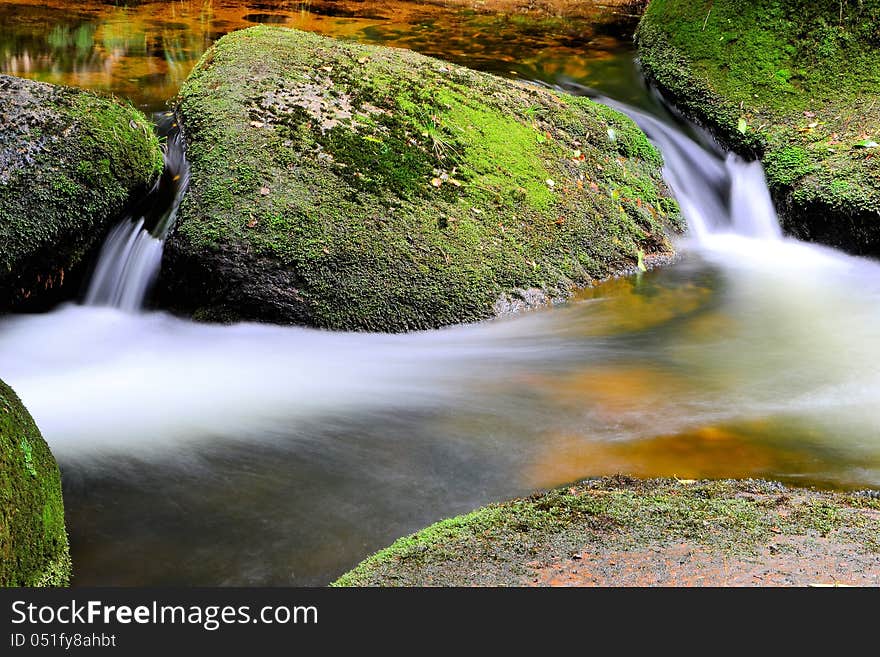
{"left": 4, "top": 81, "right": 879, "bottom": 589}
{"left": 547, "top": 80, "right": 784, "bottom": 244}
{"left": 83, "top": 218, "right": 164, "bottom": 312}
{"left": 603, "top": 99, "right": 782, "bottom": 243}
{"left": 726, "top": 154, "right": 783, "bottom": 240}
{"left": 84, "top": 113, "right": 189, "bottom": 311}
{"left": 83, "top": 91, "right": 788, "bottom": 314}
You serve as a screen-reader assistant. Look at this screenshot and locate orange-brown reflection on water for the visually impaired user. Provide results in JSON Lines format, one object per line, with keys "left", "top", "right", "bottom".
{"left": 572, "top": 274, "right": 715, "bottom": 336}
{"left": 0, "top": 0, "right": 641, "bottom": 110}
{"left": 517, "top": 269, "right": 868, "bottom": 492}
{"left": 525, "top": 422, "right": 831, "bottom": 490}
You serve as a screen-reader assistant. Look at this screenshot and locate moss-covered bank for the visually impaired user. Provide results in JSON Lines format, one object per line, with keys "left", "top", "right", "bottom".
{"left": 0, "top": 379, "right": 70, "bottom": 586}
{"left": 333, "top": 477, "right": 880, "bottom": 586}
{"left": 161, "top": 26, "right": 681, "bottom": 331}
{"left": 0, "top": 75, "right": 163, "bottom": 310}
{"left": 636, "top": 0, "right": 880, "bottom": 255}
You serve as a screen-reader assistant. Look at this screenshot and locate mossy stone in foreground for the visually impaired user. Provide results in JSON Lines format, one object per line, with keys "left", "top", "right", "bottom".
{"left": 636, "top": 0, "right": 880, "bottom": 254}
{"left": 0, "top": 379, "right": 70, "bottom": 586}
{"left": 333, "top": 477, "right": 880, "bottom": 586}
{"left": 162, "top": 26, "right": 681, "bottom": 331}
{"left": 0, "top": 75, "right": 163, "bottom": 310}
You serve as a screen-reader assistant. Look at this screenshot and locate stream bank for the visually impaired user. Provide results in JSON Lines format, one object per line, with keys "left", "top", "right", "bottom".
{"left": 334, "top": 477, "right": 880, "bottom": 586}
{"left": 636, "top": 0, "right": 880, "bottom": 254}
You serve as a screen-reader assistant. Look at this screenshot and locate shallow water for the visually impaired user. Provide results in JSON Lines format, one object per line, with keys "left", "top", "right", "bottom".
{"left": 3, "top": 241, "right": 880, "bottom": 584}
{"left": 1, "top": 1, "right": 879, "bottom": 585}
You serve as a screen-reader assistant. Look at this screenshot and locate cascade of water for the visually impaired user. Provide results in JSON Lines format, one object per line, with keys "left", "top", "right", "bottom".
{"left": 547, "top": 80, "right": 783, "bottom": 244}
{"left": 726, "top": 154, "right": 783, "bottom": 240}
{"left": 4, "top": 81, "right": 879, "bottom": 589}
{"left": 83, "top": 114, "right": 189, "bottom": 311}
{"left": 82, "top": 219, "right": 164, "bottom": 312}
{"left": 602, "top": 99, "right": 782, "bottom": 243}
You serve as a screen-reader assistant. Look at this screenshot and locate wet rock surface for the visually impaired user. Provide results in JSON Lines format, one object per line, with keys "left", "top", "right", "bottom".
{"left": 0, "top": 378, "right": 70, "bottom": 586}
{"left": 160, "top": 26, "right": 681, "bottom": 331}
{"left": 334, "top": 477, "right": 880, "bottom": 586}
{"left": 0, "top": 75, "right": 162, "bottom": 310}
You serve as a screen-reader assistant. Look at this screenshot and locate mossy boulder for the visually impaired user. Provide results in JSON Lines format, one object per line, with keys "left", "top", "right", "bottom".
{"left": 0, "top": 378, "right": 70, "bottom": 586}
{"left": 0, "top": 75, "right": 163, "bottom": 310}
{"left": 333, "top": 477, "right": 880, "bottom": 586}
{"left": 636, "top": 0, "right": 880, "bottom": 254}
{"left": 161, "top": 26, "right": 681, "bottom": 331}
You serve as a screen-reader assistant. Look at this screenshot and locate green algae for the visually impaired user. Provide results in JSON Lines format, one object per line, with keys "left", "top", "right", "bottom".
{"left": 162, "top": 25, "right": 681, "bottom": 331}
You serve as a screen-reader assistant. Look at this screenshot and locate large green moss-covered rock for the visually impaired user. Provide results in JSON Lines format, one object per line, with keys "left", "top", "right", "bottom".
{"left": 637, "top": 0, "right": 880, "bottom": 254}
{"left": 161, "top": 26, "right": 681, "bottom": 331}
{"left": 0, "top": 75, "right": 163, "bottom": 310}
{"left": 0, "top": 379, "right": 70, "bottom": 586}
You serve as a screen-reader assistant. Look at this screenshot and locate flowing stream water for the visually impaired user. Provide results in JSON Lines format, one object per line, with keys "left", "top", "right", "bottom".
{"left": 1, "top": 1, "right": 879, "bottom": 585}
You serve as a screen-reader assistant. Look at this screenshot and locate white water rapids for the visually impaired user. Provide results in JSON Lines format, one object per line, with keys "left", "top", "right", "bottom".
{"left": 2, "top": 100, "right": 879, "bottom": 476}
{"left": 0, "top": 94, "right": 878, "bottom": 584}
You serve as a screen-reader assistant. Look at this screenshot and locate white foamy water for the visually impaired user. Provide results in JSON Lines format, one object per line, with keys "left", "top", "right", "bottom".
{"left": 84, "top": 118, "right": 190, "bottom": 311}
{"left": 2, "top": 95, "right": 879, "bottom": 585}
{"left": 1, "top": 106, "right": 878, "bottom": 483}
{"left": 83, "top": 219, "right": 164, "bottom": 311}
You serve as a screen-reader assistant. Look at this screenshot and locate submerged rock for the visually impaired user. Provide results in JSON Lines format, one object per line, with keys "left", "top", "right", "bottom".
{"left": 637, "top": 0, "right": 880, "bottom": 254}
{"left": 0, "top": 75, "right": 163, "bottom": 310}
{"left": 161, "top": 26, "right": 681, "bottom": 331}
{"left": 0, "top": 378, "right": 70, "bottom": 586}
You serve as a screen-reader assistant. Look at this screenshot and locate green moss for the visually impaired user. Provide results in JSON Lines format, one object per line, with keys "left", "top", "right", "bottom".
{"left": 763, "top": 146, "right": 816, "bottom": 186}
{"left": 0, "top": 75, "right": 163, "bottom": 309}
{"left": 636, "top": 0, "right": 880, "bottom": 254}
{"left": 333, "top": 477, "right": 880, "bottom": 586}
{"left": 19, "top": 438, "right": 36, "bottom": 477}
{"left": 163, "top": 26, "right": 681, "bottom": 332}
{"left": 0, "top": 378, "right": 71, "bottom": 586}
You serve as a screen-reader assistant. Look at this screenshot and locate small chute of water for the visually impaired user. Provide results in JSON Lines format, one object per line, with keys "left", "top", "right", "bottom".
{"left": 84, "top": 113, "right": 189, "bottom": 311}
